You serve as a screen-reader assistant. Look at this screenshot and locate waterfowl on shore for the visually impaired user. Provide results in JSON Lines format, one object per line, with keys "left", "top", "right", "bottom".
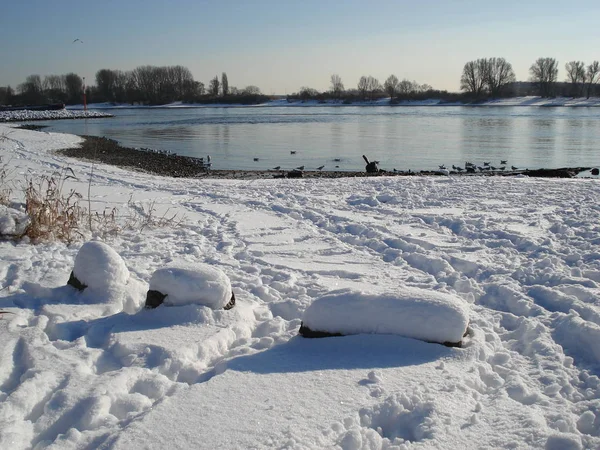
{"left": 439, "top": 164, "right": 446, "bottom": 170}
{"left": 317, "top": 165, "right": 325, "bottom": 170}
{"left": 483, "top": 162, "right": 490, "bottom": 166}
{"left": 511, "top": 165, "right": 518, "bottom": 171}
{"left": 491, "top": 166, "right": 497, "bottom": 170}
{"left": 296, "top": 165, "right": 305, "bottom": 171}
{"left": 272, "top": 166, "right": 281, "bottom": 170}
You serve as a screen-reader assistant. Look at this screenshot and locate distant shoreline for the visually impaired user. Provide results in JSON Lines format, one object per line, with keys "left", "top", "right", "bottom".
{"left": 66, "top": 96, "right": 600, "bottom": 110}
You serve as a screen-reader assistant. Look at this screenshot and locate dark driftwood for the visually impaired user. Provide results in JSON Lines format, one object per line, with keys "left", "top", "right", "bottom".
{"left": 67, "top": 271, "right": 87, "bottom": 291}
{"left": 298, "top": 322, "right": 464, "bottom": 348}
{"left": 144, "top": 290, "right": 236, "bottom": 310}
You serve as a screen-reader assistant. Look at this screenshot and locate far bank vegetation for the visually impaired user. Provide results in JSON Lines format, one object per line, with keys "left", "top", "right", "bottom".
{"left": 0, "top": 56, "right": 599, "bottom": 107}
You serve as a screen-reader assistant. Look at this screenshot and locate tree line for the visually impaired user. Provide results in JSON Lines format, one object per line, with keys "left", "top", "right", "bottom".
{"left": 460, "top": 57, "right": 600, "bottom": 99}
{"left": 2, "top": 57, "right": 600, "bottom": 107}
{"left": 0, "top": 65, "right": 267, "bottom": 106}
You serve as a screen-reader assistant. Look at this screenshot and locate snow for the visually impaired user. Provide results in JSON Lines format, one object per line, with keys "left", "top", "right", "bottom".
{"left": 148, "top": 264, "right": 232, "bottom": 309}
{"left": 301, "top": 288, "right": 469, "bottom": 345}
{"left": 1, "top": 123, "right": 600, "bottom": 449}
{"left": 0, "top": 110, "right": 113, "bottom": 122}
{"left": 0, "top": 205, "right": 29, "bottom": 237}
{"left": 72, "top": 241, "right": 130, "bottom": 290}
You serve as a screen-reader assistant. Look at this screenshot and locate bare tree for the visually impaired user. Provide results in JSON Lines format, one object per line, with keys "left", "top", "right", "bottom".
{"left": 398, "top": 79, "right": 413, "bottom": 98}
{"left": 357, "top": 76, "right": 368, "bottom": 99}
{"left": 529, "top": 57, "right": 559, "bottom": 97}
{"left": 586, "top": 61, "right": 599, "bottom": 99}
{"left": 565, "top": 61, "right": 586, "bottom": 97}
{"left": 221, "top": 73, "right": 229, "bottom": 96}
{"left": 383, "top": 75, "right": 399, "bottom": 100}
{"left": 242, "top": 85, "right": 261, "bottom": 95}
{"left": 460, "top": 59, "right": 488, "bottom": 97}
{"left": 330, "top": 74, "right": 344, "bottom": 98}
{"left": 365, "top": 76, "right": 381, "bottom": 100}
{"left": 485, "top": 57, "right": 516, "bottom": 98}
{"left": 209, "top": 76, "right": 220, "bottom": 96}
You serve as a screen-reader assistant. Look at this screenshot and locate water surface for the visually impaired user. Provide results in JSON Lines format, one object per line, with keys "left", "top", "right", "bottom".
{"left": 37, "top": 106, "right": 600, "bottom": 171}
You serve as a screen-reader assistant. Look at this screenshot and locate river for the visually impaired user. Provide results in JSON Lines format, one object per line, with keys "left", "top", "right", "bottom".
{"left": 37, "top": 106, "right": 600, "bottom": 172}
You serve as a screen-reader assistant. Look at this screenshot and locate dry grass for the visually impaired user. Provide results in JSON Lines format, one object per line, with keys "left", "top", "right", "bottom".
{"left": 24, "top": 168, "right": 86, "bottom": 243}
{"left": 124, "top": 197, "right": 185, "bottom": 232}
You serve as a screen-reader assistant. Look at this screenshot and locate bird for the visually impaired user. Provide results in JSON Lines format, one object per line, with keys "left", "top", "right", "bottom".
{"left": 452, "top": 164, "right": 458, "bottom": 170}
{"left": 290, "top": 151, "right": 297, "bottom": 155}
{"left": 456, "top": 167, "right": 464, "bottom": 172}
{"left": 272, "top": 166, "right": 281, "bottom": 170}
{"left": 511, "top": 165, "right": 518, "bottom": 171}
{"left": 207, "top": 155, "right": 211, "bottom": 163}
{"left": 316, "top": 165, "right": 325, "bottom": 170}
{"left": 500, "top": 160, "right": 507, "bottom": 165}
{"left": 483, "top": 161, "right": 490, "bottom": 166}
{"left": 439, "top": 164, "right": 446, "bottom": 170}
{"left": 333, "top": 158, "right": 341, "bottom": 162}
{"left": 499, "top": 166, "right": 506, "bottom": 171}
{"left": 477, "top": 166, "right": 484, "bottom": 171}
{"left": 491, "top": 166, "right": 497, "bottom": 170}
{"left": 253, "top": 157, "right": 259, "bottom": 162}
{"left": 295, "top": 165, "right": 304, "bottom": 171}
{"left": 335, "top": 165, "right": 340, "bottom": 168}
{"left": 72, "top": 38, "right": 83, "bottom": 44}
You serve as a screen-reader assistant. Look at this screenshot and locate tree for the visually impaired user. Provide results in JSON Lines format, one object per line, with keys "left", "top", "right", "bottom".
{"left": 383, "top": 75, "right": 399, "bottom": 100}
{"left": 485, "top": 57, "right": 516, "bottom": 98}
{"left": 18, "top": 75, "right": 45, "bottom": 105}
{"left": 96, "top": 69, "right": 116, "bottom": 102}
{"left": 565, "top": 61, "right": 586, "bottom": 97}
{"left": 330, "top": 74, "right": 344, "bottom": 98}
{"left": 221, "top": 72, "right": 229, "bottom": 96}
{"left": 298, "top": 86, "right": 319, "bottom": 100}
{"left": 529, "top": 57, "right": 559, "bottom": 97}
{"left": 0, "top": 86, "right": 14, "bottom": 105}
{"left": 64, "top": 73, "right": 84, "bottom": 104}
{"left": 586, "top": 61, "right": 599, "bottom": 99}
{"left": 357, "top": 76, "right": 368, "bottom": 99}
{"left": 460, "top": 59, "right": 488, "bottom": 98}
{"left": 242, "top": 85, "right": 261, "bottom": 95}
{"left": 365, "top": 76, "right": 381, "bottom": 99}
{"left": 209, "top": 76, "right": 220, "bottom": 96}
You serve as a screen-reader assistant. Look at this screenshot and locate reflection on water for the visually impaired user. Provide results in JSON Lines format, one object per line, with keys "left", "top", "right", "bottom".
{"left": 37, "top": 106, "right": 600, "bottom": 171}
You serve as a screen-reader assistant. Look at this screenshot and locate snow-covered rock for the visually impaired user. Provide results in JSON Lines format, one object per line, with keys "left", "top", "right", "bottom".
{"left": 300, "top": 288, "right": 470, "bottom": 346}
{"left": 146, "top": 264, "right": 233, "bottom": 310}
{"left": 70, "top": 241, "right": 130, "bottom": 290}
{"left": 0, "top": 205, "right": 29, "bottom": 237}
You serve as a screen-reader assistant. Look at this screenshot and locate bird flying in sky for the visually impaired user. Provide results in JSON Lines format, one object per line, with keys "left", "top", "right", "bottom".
{"left": 72, "top": 38, "right": 83, "bottom": 44}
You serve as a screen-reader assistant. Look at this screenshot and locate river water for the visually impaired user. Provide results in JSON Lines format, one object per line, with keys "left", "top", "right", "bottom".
{"left": 37, "top": 106, "right": 600, "bottom": 172}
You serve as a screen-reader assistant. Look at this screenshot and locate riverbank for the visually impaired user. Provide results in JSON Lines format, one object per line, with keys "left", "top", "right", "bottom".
{"left": 55, "top": 134, "right": 593, "bottom": 180}
{"left": 0, "top": 109, "right": 113, "bottom": 122}
{"left": 67, "top": 96, "right": 600, "bottom": 109}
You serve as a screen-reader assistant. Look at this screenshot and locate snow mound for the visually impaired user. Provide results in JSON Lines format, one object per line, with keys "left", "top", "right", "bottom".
{"left": 148, "top": 264, "right": 233, "bottom": 309}
{"left": 300, "top": 288, "right": 469, "bottom": 345}
{"left": 72, "top": 241, "right": 130, "bottom": 290}
{"left": 0, "top": 205, "right": 29, "bottom": 237}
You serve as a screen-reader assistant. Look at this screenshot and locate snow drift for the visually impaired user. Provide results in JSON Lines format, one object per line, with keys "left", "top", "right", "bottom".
{"left": 300, "top": 288, "right": 470, "bottom": 346}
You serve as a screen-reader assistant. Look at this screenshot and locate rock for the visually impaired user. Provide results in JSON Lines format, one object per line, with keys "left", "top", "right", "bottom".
{"left": 592, "top": 168, "right": 599, "bottom": 175}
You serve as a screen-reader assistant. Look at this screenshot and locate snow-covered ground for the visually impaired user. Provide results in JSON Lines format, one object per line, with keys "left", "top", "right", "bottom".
{"left": 0, "top": 110, "right": 113, "bottom": 122}
{"left": 1, "top": 123, "right": 600, "bottom": 449}
{"left": 66, "top": 96, "right": 600, "bottom": 110}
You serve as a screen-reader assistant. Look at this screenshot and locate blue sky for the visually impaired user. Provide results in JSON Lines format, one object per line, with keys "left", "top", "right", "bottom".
{"left": 1, "top": 0, "right": 599, "bottom": 94}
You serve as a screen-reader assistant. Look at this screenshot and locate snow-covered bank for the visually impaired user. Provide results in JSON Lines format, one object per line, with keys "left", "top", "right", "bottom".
{"left": 0, "top": 109, "right": 113, "bottom": 122}
{"left": 1, "top": 124, "right": 600, "bottom": 449}
{"left": 67, "top": 96, "right": 600, "bottom": 109}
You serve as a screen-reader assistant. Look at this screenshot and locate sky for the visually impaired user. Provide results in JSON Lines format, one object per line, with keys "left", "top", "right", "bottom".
{"left": 1, "top": 0, "right": 600, "bottom": 95}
